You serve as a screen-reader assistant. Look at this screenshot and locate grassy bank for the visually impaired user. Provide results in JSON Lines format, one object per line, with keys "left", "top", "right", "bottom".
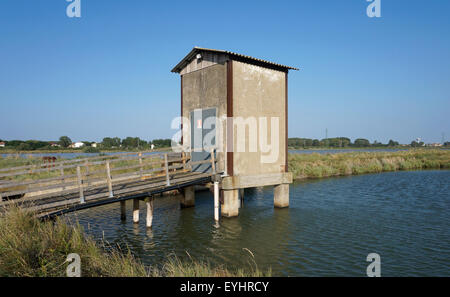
{"left": 0, "top": 153, "right": 168, "bottom": 183}
{"left": 0, "top": 155, "right": 43, "bottom": 170}
{"left": 0, "top": 207, "right": 269, "bottom": 277}
{"left": 289, "top": 149, "right": 450, "bottom": 180}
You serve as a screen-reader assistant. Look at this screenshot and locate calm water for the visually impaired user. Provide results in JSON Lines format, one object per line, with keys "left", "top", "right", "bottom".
{"left": 67, "top": 170, "right": 450, "bottom": 276}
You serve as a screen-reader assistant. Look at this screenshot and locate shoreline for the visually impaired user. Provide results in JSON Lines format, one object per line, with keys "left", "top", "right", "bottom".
{"left": 292, "top": 168, "right": 449, "bottom": 183}
{"left": 0, "top": 207, "right": 270, "bottom": 277}
{"left": 288, "top": 149, "right": 449, "bottom": 181}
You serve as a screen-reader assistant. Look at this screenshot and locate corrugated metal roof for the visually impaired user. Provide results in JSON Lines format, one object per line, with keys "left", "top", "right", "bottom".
{"left": 171, "top": 47, "right": 299, "bottom": 73}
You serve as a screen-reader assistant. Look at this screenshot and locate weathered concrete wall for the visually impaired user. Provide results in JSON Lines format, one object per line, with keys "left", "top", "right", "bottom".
{"left": 182, "top": 63, "right": 227, "bottom": 173}
{"left": 180, "top": 52, "right": 228, "bottom": 75}
{"left": 232, "top": 61, "right": 287, "bottom": 176}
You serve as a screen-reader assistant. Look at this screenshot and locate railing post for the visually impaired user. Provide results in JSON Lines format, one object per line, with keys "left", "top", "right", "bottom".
{"left": 210, "top": 149, "right": 216, "bottom": 174}
{"left": 187, "top": 152, "right": 192, "bottom": 171}
{"left": 182, "top": 152, "right": 186, "bottom": 170}
{"left": 164, "top": 153, "right": 170, "bottom": 186}
{"left": 76, "top": 166, "right": 85, "bottom": 204}
{"left": 60, "top": 164, "right": 65, "bottom": 190}
{"left": 106, "top": 161, "right": 113, "bottom": 198}
{"left": 139, "top": 152, "right": 143, "bottom": 178}
{"left": 84, "top": 160, "right": 90, "bottom": 187}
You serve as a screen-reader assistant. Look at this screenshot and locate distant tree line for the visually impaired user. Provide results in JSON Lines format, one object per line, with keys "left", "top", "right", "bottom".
{"left": 100, "top": 137, "right": 172, "bottom": 149}
{"left": 288, "top": 137, "right": 401, "bottom": 148}
{"left": 0, "top": 140, "right": 53, "bottom": 151}
{"left": 410, "top": 140, "right": 425, "bottom": 147}
{"left": 1, "top": 136, "right": 447, "bottom": 151}
{"left": 0, "top": 136, "right": 173, "bottom": 151}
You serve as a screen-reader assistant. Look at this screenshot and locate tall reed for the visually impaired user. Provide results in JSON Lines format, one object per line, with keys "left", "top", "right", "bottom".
{"left": 288, "top": 149, "right": 450, "bottom": 180}
{"left": 0, "top": 206, "right": 270, "bottom": 277}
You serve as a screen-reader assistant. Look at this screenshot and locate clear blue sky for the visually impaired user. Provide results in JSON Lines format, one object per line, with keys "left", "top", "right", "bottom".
{"left": 0, "top": 0, "right": 449, "bottom": 144}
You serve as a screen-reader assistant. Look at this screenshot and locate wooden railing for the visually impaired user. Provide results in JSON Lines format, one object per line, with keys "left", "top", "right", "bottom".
{"left": 0, "top": 150, "right": 217, "bottom": 206}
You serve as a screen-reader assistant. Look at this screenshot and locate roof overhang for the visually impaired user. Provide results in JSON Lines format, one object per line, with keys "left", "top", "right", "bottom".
{"left": 171, "top": 47, "right": 299, "bottom": 73}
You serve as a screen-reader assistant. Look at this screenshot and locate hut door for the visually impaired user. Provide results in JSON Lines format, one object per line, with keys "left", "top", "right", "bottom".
{"left": 190, "top": 108, "right": 216, "bottom": 173}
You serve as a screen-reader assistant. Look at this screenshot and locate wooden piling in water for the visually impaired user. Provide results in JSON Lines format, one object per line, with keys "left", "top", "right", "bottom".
{"left": 133, "top": 198, "right": 140, "bottom": 224}
{"left": 145, "top": 197, "right": 154, "bottom": 228}
{"left": 120, "top": 200, "right": 126, "bottom": 221}
{"left": 214, "top": 181, "right": 219, "bottom": 222}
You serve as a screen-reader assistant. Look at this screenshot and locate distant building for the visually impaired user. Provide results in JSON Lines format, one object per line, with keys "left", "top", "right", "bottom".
{"left": 50, "top": 142, "right": 61, "bottom": 147}
{"left": 0, "top": 142, "right": 5, "bottom": 147}
{"left": 426, "top": 143, "right": 443, "bottom": 147}
{"left": 92, "top": 143, "right": 98, "bottom": 148}
{"left": 69, "top": 142, "right": 85, "bottom": 149}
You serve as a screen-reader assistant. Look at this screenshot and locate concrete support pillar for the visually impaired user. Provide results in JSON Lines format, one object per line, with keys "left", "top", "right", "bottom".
{"left": 274, "top": 184, "right": 290, "bottom": 208}
{"left": 221, "top": 189, "right": 239, "bottom": 217}
{"left": 145, "top": 197, "right": 154, "bottom": 228}
{"left": 120, "top": 200, "right": 126, "bottom": 221}
{"left": 133, "top": 198, "right": 140, "bottom": 223}
{"left": 181, "top": 186, "right": 195, "bottom": 208}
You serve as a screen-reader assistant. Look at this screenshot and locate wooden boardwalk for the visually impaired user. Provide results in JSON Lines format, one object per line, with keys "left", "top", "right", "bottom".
{"left": 0, "top": 151, "right": 219, "bottom": 219}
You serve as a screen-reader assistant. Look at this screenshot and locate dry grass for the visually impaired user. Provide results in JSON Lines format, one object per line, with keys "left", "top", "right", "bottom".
{"left": 289, "top": 149, "right": 450, "bottom": 180}
{"left": 0, "top": 154, "right": 165, "bottom": 185}
{"left": 0, "top": 206, "right": 147, "bottom": 277}
{"left": 0, "top": 206, "right": 270, "bottom": 277}
{"left": 152, "top": 252, "right": 271, "bottom": 277}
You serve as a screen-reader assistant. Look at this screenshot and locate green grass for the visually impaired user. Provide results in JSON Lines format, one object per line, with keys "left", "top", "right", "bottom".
{"left": 0, "top": 155, "right": 43, "bottom": 169}
{"left": 288, "top": 149, "right": 450, "bottom": 180}
{"left": 0, "top": 206, "right": 270, "bottom": 277}
{"left": 0, "top": 154, "right": 166, "bottom": 184}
